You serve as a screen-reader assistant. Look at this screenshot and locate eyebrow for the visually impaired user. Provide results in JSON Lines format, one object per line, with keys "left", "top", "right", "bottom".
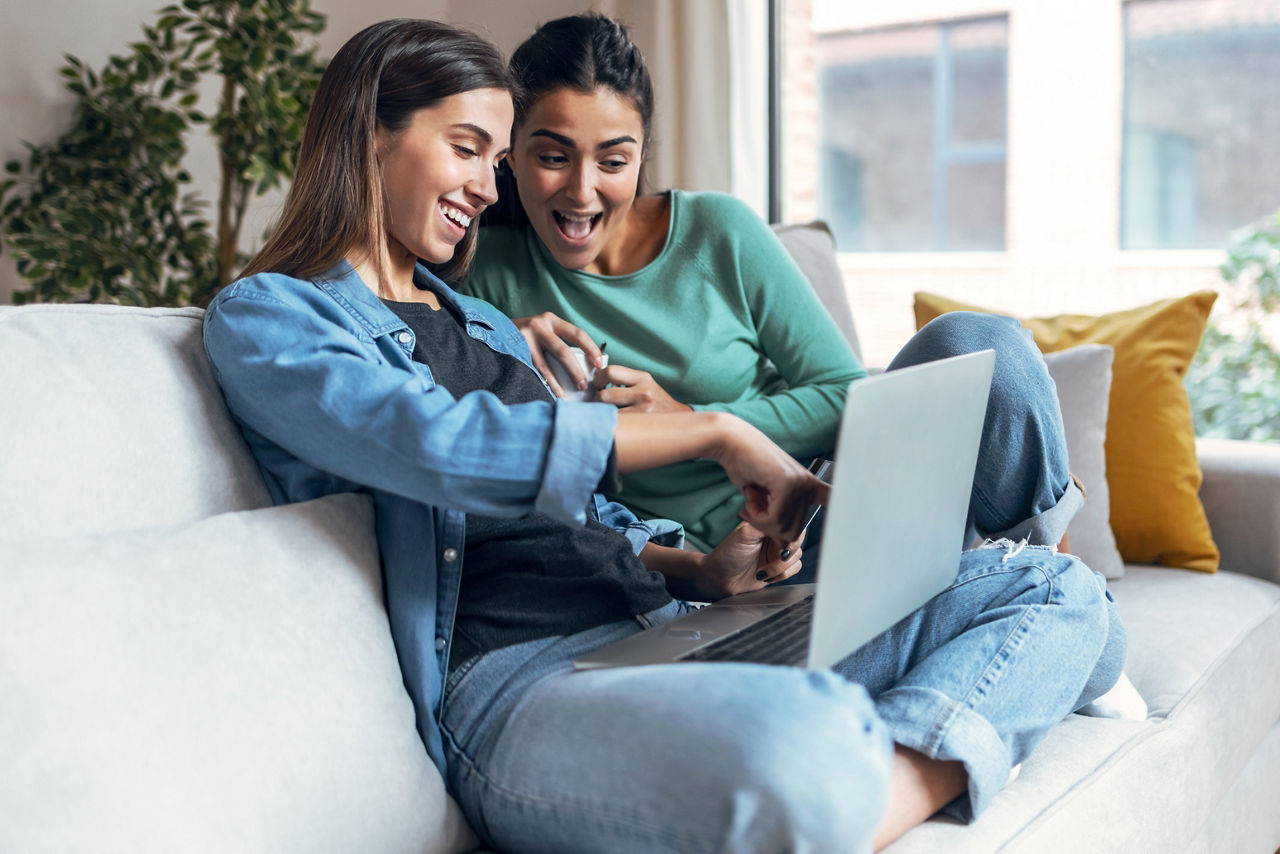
{"left": 452, "top": 123, "right": 493, "bottom": 144}
{"left": 452, "top": 123, "right": 510, "bottom": 157}
{"left": 529, "top": 129, "right": 639, "bottom": 150}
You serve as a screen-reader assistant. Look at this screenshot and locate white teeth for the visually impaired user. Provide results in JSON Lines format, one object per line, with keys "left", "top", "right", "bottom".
{"left": 441, "top": 204, "right": 471, "bottom": 228}
{"left": 556, "top": 211, "right": 598, "bottom": 240}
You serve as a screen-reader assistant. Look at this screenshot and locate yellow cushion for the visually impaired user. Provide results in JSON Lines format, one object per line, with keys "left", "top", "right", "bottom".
{"left": 914, "top": 291, "right": 1220, "bottom": 572}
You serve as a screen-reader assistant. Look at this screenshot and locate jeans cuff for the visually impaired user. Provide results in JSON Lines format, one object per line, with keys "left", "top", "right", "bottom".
{"left": 986, "top": 475, "right": 1085, "bottom": 547}
{"left": 873, "top": 685, "right": 1012, "bottom": 822}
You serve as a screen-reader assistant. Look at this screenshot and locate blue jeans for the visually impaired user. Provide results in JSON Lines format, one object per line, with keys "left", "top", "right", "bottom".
{"left": 793, "top": 310, "right": 1084, "bottom": 582}
{"left": 441, "top": 543, "right": 1124, "bottom": 853}
{"left": 439, "top": 311, "right": 1124, "bottom": 852}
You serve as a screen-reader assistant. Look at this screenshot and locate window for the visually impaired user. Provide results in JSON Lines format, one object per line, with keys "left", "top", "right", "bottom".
{"left": 775, "top": 0, "right": 1273, "bottom": 368}
{"left": 1122, "top": 0, "right": 1280, "bottom": 249}
{"left": 813, "top": 16, "right": 1008, "bottom": 251}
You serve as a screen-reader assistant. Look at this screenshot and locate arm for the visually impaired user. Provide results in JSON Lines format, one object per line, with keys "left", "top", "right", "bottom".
{"left": 614, "top": 410, "right": 829, "bottom": 540}
{"left": 686, "top": 196, "right": 867, "bottom": 457}
{"left": 1197, "top": 437, "right": 1280, "bottom": 583}
{"left": 203, "top": 282, "right": 616, "bottom": 525}
{"left": 205, "top": 278, "right": 826, "bottom": 541}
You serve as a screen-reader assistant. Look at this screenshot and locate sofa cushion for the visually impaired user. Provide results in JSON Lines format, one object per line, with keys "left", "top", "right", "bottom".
{"left": 1042, "top": 345, "right": 1125, "bottom": 579}
{"left": 885, "top": 566, "right": 1280, "bottom": 853}
{"left": 0, "top": 304, "right": 272, "bottom": 537}
{"left": 0, "top": 492, "right": 476, "bottom": 854}
{"left": 913, "top": 291, "right": 1219, "bottom": 573}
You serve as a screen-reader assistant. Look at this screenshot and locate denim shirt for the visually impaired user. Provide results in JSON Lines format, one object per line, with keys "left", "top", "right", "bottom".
{"left": 202, "top": 259, "right": 682, "bottom": 776}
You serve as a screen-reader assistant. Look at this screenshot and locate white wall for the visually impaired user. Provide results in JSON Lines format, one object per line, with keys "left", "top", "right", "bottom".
{"left": 1, "top": 0, "right": 728, "bottom": 304}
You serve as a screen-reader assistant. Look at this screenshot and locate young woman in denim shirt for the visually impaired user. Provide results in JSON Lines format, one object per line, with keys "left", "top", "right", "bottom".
{"left": 204, "top": 18, "right": 1123, "bottom": 853}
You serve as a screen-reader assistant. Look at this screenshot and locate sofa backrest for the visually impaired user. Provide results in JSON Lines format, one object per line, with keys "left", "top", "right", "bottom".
{"left": 0, "top": 304, "right": 271, "bottom": 538}
{"left": 771, "top": 220, "right": 862, "bottom": 363}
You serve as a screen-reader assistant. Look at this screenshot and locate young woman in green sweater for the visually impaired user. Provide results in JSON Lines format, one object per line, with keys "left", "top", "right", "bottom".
{"left": 466, "top": 17, "right": 865, "bottom": 558}
{"left": 466, "top": 12, "right": 1090, "bottom": 564}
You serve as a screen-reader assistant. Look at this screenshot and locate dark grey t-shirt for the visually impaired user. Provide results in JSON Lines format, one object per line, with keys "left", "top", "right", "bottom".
{"left": 381, "top": 298, "right": 672, "bottom": 671}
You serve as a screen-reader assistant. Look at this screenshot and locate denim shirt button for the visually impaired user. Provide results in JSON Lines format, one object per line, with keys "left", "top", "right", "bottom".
{"left": 434, "top": 636, "right": 446, "bottom": 652}
{"left": 443, "top": 547, "right": 458, "bottom": 562}
{"left": 397, "top": 331, "right": 411, "bottom": 346}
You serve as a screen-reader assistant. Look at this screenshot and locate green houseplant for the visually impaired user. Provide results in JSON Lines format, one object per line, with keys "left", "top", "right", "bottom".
{"left": 1185, "top": 209, "right": 1280, "bottom": 443}
{"left": 0, "top": 0, "right": 326, "bottom": 307}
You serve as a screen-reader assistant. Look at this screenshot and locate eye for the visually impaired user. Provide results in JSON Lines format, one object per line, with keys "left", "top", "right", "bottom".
{"left": 453, "top": 144, "right": 478, "bottom": 159}
{"left": 601, "top": 158, "right": 628, "bottom": 171}
{"left": 537, "top": 153, "right": 569, "bottom": 167}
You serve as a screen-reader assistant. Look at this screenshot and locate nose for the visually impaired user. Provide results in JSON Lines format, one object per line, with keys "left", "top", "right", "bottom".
{"left": 565, "top": 161, "right": 595, "bottom": 206}
{"left": 469, "top": 161, "right": 499, "bottom": 207}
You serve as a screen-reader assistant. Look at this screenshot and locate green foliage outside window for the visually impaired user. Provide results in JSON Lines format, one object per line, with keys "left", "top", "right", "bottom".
{"left": 0, "top": 0, "right": 327, "bottom": 307}
{"left": 1186, "top": 209, "right": 1280, "bottom": 442}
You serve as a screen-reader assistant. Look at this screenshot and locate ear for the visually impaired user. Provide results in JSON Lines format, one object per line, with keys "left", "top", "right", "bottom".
{"left": 374, "top": 122, "right": 391, "bottom": 160}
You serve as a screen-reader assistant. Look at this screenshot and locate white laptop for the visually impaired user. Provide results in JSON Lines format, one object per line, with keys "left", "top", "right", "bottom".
{"left": 572, "top": 349, "right": 995, "bottom": 670}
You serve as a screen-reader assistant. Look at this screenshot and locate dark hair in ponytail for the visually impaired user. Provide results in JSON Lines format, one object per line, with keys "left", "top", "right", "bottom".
{"left": 484, "top": 13, "right": 654, "bottom": 228}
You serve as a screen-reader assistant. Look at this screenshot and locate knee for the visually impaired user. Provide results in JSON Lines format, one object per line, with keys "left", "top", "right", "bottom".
{"left": 1050, "top": 556, "right": 1115, "bottom": 662}
{"left": 892, "top": 311, "right": 1029, "bottom": 369}
{"left": 1079, "top": 579, "right": 1128, "bottom": 704}
{"left": 702, "top": 671, "right": 893, "bottom": 852}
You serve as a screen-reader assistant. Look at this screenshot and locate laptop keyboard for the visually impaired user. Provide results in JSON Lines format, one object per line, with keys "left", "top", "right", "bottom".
{"left": 677, "top": 595, "right": 815, "bottom": 666}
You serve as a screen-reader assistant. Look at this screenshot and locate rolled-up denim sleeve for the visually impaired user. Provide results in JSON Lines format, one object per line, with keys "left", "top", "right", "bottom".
{"left": 592, "top": 494, "right": 686, "bottom": 555}
{"left": 203, "top": 281, "right": 616, "bottom": 526}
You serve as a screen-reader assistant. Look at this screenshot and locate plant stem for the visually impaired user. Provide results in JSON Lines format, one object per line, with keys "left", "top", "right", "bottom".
{"left": 216, "top": 72, "right": 238, "bottom": 287}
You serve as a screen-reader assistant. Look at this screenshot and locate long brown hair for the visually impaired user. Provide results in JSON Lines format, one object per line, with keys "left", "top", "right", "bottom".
{"left": 240, "top": 19, "right": 515, "bottom": 289}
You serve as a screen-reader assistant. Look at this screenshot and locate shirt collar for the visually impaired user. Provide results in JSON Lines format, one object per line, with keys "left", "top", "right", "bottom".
{"left": 314, "top": 258, "right": 496, "bottom": 334}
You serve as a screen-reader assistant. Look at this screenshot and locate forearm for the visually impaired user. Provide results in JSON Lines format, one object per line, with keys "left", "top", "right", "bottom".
{"left": 692, "top": 382, "right": 854, "bottom": 457}
{"left": 639, "top": 542, "right": 710, "bottom": 601}
{"left": 613, "top": 410, "right": 738, "bottom": 473}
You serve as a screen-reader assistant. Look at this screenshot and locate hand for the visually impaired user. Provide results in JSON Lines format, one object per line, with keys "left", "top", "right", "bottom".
{"left": 513, "top": 312, "right": 605, "bottom": 397}
{"left": 593, "top": 364, "right": 692, "bottom": 414}
{"left": 697, "top": 522, "right": 804, "bottom": 599}
{"left": 710, "top": 415, "right": 830, "bottom": 543}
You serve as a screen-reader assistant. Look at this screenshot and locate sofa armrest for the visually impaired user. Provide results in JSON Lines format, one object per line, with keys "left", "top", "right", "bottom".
{"left": 1197, "top": 437, "right": 1280, "bottom": 584}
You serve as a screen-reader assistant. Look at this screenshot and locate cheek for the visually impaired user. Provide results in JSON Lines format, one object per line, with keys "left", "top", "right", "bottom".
{"left": 601, "top": 172, "right": 640, "bottom": 210}
{"left": 519, "top": 169, "right": 561, "bottom": 207}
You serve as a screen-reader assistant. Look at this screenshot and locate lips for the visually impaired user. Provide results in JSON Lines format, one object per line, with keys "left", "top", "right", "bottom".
{"left": 554, "top": 211, "right": 600, "bottom": 243}
{"left": 440, "top": 202, "right": 472, "bottom": 237}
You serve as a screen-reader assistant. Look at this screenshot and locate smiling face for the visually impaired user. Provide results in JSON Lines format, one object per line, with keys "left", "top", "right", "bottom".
{"left": 377, "top": 87, "right": 514, "bottom": 272}
{"left": 507, "top": 87, "right": 646, "bottom": 274}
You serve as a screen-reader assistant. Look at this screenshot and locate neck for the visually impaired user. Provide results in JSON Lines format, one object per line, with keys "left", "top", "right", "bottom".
{"left": 349, "top": 239, "right": 440, "bottom": 308}
{"left": 585, "top": 194, "right": 670, "bottom": 276}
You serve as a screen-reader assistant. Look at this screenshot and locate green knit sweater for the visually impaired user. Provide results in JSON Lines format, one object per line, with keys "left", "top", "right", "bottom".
{"left": 467, "top": 190, "right": 866, "bottom": 551}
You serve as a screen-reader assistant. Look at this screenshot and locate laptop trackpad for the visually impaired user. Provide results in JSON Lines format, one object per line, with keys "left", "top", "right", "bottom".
{"left": 572, "top": 585, "right": 815, "bottom": 669}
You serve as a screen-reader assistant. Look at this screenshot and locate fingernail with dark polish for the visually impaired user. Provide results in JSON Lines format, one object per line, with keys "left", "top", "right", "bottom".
{"left": 756, "top": 570, "right": 769, "bottom": 581}
{"left": 780, "top": 548, "right": 792, "bottom": 560}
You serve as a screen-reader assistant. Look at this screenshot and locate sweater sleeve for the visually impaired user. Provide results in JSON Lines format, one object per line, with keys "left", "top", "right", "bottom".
{"left": 688, "top": 195, "right": 867, "bottom": 458}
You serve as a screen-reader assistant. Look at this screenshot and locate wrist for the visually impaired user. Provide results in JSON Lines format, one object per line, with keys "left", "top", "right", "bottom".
{"left": 700, "top": 411, "right": 742, "bottom": 463}
{"left": 640, "top": 543, "right": 708, "bottom": 600}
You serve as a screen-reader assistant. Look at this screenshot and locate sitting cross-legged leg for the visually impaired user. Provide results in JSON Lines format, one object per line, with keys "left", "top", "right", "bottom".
{"left": 793, "top": 310, "right": 1082, "bottom": 584}
{"left": 836, "top": 542, "right": 1122, "bottom": 842}
{"left": 888, "top": 310, "right": 1083, "bottom": 549}
{"left": 441, "top": 611, "right": 897, "bottom": 854}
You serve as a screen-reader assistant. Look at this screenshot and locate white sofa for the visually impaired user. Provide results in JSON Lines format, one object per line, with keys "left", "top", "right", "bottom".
{"left": 2, "top": 239, "right": 1278, "bottom": 852}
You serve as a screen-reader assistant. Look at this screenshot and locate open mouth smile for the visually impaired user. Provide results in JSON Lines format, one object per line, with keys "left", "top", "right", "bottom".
{"left": 553, "top": 211, "right": 601, "bottom": 244}
{"left": 440, "top": 202, "right": 472, "bottom": 236}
